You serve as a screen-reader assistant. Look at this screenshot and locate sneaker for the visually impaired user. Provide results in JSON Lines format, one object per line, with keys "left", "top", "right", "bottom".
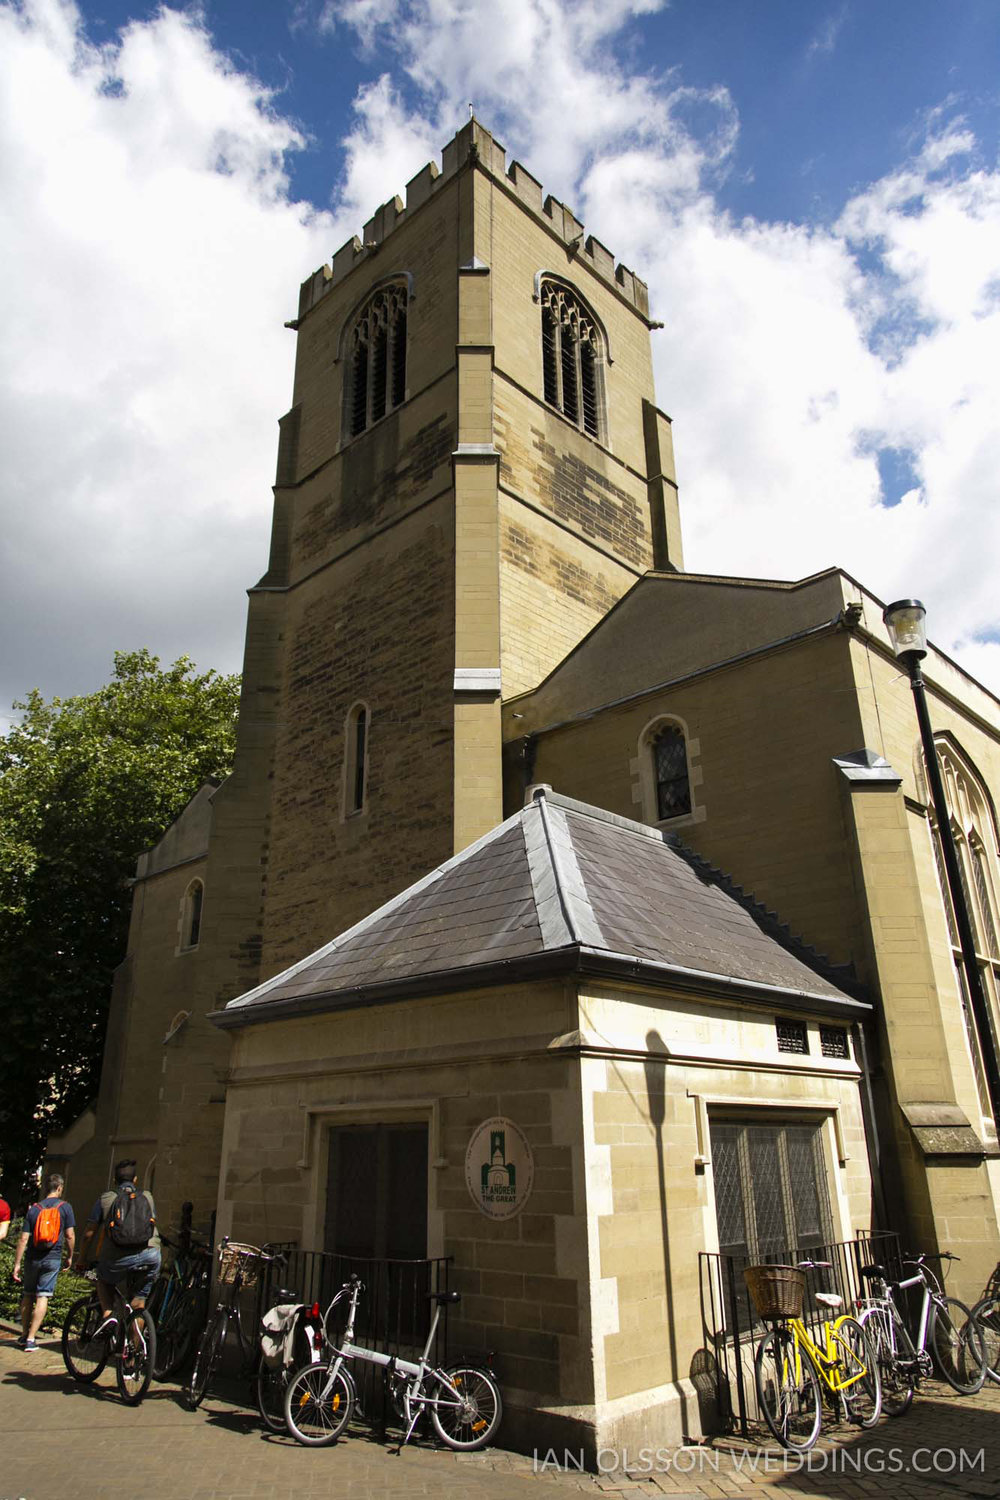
{"left": 15, "top": 1336, "right": 27, "bottom": 1349}
{"left": 94, "top": 1316, "right": 118, "bottom": 1339}
{"left": 24, "top": 1340, "right": 38, "bottom": 1352}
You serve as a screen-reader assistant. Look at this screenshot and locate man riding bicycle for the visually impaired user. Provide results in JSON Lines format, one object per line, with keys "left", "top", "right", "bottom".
{"left": 76, "top": 1158, "right": 161, "bottom": 1335}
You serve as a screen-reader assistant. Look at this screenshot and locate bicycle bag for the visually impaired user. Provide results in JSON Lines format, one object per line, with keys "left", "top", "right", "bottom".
{"left": 106, "top": 1185, "right": 155, "bottom": 1249}
{"left": 260, "top": 1304, "right": 300, "bottom": 1370}
{"left": 32, "top": 1203, "right": 62, "bottom": 1248}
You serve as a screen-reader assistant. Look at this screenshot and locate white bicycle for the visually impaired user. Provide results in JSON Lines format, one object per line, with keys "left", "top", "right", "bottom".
{"left": 283, "top": 1273, "right": 502, "bottom": 1451}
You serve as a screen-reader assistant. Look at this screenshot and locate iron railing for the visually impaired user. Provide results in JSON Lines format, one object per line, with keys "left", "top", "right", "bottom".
{"left": 698, "top": 1232, "right": 902, "bottom": 1437}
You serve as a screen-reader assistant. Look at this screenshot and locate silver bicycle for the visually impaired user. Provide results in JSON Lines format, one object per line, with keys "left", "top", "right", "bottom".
{"left": 282, "top": 1273, "right": 502, "bottom": 1451}
{"left": 855, "top": 1250, "right": 986, "bottom": 1401}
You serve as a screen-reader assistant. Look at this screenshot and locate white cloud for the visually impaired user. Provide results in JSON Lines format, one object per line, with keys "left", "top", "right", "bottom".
{"left": 3, "top": 0, "right": 999, "bottom": 718}
{"left": 325, "top": 0, "right": 1000, "bottom": 693}
{"left": 0, "top": 0, "right": 335, "bottom": 710}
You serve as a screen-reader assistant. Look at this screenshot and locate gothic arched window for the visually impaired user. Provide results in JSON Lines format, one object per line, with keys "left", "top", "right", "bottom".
{"left": 925, "top": 742, "right": 1000, "bottom": 1133}
{"left": 539, "top": 279, "right": 605, "bottom": 440}
{"left": 345, "top": 282, "right": 408, "bottom": 439}
{"left": 344, "top": 702, "right": 369, "bottom": 817}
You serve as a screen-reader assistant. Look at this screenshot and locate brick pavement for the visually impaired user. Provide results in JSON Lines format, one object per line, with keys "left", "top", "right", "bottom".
{"left": 2, "top": 1325, "right": 999, "bottom": 1500}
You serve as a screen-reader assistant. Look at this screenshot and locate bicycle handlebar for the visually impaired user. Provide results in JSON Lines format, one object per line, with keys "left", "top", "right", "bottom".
{"left": 796, "top": 1259, "right": 833, "bottom": 1270}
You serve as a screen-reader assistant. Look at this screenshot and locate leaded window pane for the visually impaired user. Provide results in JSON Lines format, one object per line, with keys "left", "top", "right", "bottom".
{"left": 653, "top": 725, "right": 690, "bottom": 820}
{"left": 973, "top": 846, "right": 999, "bottom": 958}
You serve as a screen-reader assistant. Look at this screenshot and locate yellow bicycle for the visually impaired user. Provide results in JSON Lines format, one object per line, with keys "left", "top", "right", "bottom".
{"left": 748, "top": 1258, "right": 882, "bottom": 1451}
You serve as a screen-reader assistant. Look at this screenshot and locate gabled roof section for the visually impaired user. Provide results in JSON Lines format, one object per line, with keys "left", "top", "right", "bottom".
{"left": 214, "top": 790, "right": 869, "bottom": 1028}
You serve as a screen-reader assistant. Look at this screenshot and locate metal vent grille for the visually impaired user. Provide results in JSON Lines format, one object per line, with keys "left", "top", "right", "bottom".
{"left": 819, "top": 1025, "right": 849, "bottom": 1059}
{"left": 776, "top": 1018, "right": 808, "bottom": 1054}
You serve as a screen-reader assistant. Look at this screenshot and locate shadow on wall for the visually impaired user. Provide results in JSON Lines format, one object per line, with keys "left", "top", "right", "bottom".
{"left": 643, "top": 1029, "right": 679, "bottom": 1388}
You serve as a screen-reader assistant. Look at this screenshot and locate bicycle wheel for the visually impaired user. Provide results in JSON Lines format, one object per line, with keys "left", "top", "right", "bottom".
{"left": 61, "top": 1295, "right": 110, "bottom": 1383}
{"left": 970, "top": 1296, "right": 1000, "bottom": 1386}
{"left": 754, "top": 1325, "right": 822, "bottom": 1452}
{"left": 116, "top": 1309, "right": 156, "bottom": 1405}
{"left": 428, "top": 1364, "right": 503, "bottom": 1451}
{"left": 256, "top": 1356, "right": 289, "bottom": 1433}
{"left": 831, "top": 1317, "right": 881, "bottom": 1428}
{"left": 154, "top": 1287, "right": 204, "bottom": 1380}
{"left": 283, "top": 1362, "right": 354, "bottom": 1446}
{"left": 186, "top": 1311, "right": 226, "bottom": 1410}
{"left": 858, "top": 1306, "right": 914, "bottom": 1418}
{"left": 145, "top": 1273, "right": 169, "bottom": 1324}
{"left": 931, "top": 1297, "right": 987, "bottom": 1394}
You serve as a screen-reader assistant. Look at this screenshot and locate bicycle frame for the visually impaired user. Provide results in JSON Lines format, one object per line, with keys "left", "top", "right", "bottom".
{"left": 784, "top": 1314, "right": 869, "bottom": 1395}
{"left": 319, "top": 1278, "right": 460, "bottom": 1445}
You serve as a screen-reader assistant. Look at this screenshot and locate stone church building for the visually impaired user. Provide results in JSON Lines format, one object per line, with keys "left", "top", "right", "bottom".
{"left": 49, "top": 120, "right": 1000, "bottom": 1453}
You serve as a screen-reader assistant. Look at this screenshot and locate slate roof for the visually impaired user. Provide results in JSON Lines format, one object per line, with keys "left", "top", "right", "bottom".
{"left": 215, "top": 789, "right": 869, "bottom": 1027}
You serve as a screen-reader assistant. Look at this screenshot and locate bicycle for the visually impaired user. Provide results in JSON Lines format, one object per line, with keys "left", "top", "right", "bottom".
{"left": 186, "top": 1237, "right": 317, "bottom": 1430}
{"left": 283, "top": 1274, "right": 502, "bottom": 1452}
{"left": 852, "top": 1263, "right": 915, "bottom": 1417}
{"left": 970, "top": 1262, "right": 1000, "bottom": 1385}
{"left": 61, "top": 1269, "right": 157, "bottom": 1405}
{"left": 858, "top": 1250, "right": 986, "bottom": 1396}
{"left": 147, "top": 1230, "right": 211, "bottom": 1379}
{"left": 747, "top": 1259, "right": 881, "bottom": 1452}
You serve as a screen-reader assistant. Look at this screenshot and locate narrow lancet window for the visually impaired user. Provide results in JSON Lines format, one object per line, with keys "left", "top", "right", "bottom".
{"left": 344, "top": 702, "right": 369, "bottom": 817}
{"left": 653, "top": 724, "right": 691, "bottom": 821}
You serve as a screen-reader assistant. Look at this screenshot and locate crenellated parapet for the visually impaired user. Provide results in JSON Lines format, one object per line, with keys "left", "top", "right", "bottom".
{"left": 297, "top": 118, "right": 649, "bottom": 323}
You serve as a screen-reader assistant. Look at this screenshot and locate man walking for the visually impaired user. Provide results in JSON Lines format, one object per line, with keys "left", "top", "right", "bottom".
{"left": 11, "top": 1174, "right": 75, "bottom": 1351}
{"left": 77, "top": 1159, "right": 160, "bottom": 1330}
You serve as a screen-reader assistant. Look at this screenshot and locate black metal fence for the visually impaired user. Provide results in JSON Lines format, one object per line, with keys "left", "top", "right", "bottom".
{"left": 255, "top": 1250, "right": 452, "bottom": 1431}
{"left": 698, "top": 1232, "right": 902, "bottom": 1436}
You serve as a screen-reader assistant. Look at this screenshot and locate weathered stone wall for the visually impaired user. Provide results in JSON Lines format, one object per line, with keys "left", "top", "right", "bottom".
{"left": 263, "top": 499, "right": 456, "bottom": 972}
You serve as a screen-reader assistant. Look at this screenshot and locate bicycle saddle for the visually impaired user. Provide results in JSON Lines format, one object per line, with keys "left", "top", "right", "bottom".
{"left": 427, "top": 1290, "right": 461, "bottom": 1305}
{"left": 814, "top": 1291, "right": 843, "bottom": 1308}
{"left": 859, "top": 1264, "right": 886, "bottom": 1279}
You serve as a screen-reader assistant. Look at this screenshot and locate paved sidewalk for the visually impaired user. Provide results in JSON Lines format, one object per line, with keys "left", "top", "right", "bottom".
{"left": 2, "top": 1325, "right": 999, "bottom": 1500}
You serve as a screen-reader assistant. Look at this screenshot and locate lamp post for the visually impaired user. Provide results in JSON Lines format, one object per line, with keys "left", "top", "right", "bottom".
{"left": 883, "top": 599, "right": 1000, "bottom": 1122}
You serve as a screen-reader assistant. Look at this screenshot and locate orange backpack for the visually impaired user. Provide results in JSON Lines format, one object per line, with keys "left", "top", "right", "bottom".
{"left": 32, "top": 1202, "right": 62, "bottom": 1248}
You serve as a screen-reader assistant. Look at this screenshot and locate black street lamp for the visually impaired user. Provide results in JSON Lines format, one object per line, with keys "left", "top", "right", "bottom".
{"left": 883, "top": 599, "right": 1000, "bottom": 1124}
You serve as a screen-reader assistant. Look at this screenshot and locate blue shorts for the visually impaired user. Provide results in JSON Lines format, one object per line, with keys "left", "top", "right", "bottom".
{"left": 98, "top": 1246, "right": 161, "bottom": 1300}
{"left": 22, "top": 1253, "right": 62, "bottom": 1297}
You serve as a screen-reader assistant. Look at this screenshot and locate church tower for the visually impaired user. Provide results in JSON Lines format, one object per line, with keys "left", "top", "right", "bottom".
{"left": 251, "top": 118, "right": 682, "bottom": 977}
{"left": 56, "top": 120, "right": 683, "bottom": 1231}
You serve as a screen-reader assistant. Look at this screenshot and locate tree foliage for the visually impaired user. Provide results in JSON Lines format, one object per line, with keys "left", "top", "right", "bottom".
{"left": 0, "top": 650, "right": 240, "bottom": 1202}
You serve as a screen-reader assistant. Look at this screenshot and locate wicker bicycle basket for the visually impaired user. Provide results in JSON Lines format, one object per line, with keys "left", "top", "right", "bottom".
{"left": 743, "top": 1264, "right": 805, "bottom": 1320}
{"left": 218, "top": 1241, "right": 262, "bottom": 1288}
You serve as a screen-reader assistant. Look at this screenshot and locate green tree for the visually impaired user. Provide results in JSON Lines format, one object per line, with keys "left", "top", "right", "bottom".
{"left": 0, "top": 650, "right": 240, "bottom": 1202}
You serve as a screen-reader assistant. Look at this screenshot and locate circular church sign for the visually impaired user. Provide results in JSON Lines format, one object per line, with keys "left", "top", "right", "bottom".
{"left": 465, "top": 1116, "right": 534, "bottom": 1220}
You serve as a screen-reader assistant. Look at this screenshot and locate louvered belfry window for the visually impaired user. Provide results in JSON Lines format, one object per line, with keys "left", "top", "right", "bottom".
{"left": 346, "top": 283, "right": 408, "bottom": 438}
{"left": 540, "top": 280, "right": 602, "bottom": 439}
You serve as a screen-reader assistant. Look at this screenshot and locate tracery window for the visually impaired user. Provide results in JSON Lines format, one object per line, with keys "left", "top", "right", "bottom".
{"left": 345, "top": 282, "right": 408, "bottom": 438}
{"left": 925, "top": 742, "right": 1000, "bottom": 1133}
{"left": 539, "top": 279, "right": 604, "bottom": 439}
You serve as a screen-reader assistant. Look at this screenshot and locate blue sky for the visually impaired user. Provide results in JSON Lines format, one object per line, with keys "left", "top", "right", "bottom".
{"left": 1, "top": 0, "right": 999, "bottom": 712}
